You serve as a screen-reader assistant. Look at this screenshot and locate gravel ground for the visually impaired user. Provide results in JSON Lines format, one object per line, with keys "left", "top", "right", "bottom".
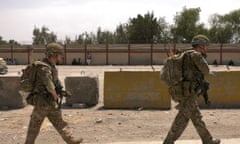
{"left": 0, "top": 65, "right": 239, "bottom": 144}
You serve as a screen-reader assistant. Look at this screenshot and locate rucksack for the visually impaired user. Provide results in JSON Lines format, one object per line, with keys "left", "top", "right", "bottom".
{"left": 19, "top": 61, "right": 51, "bottom": 104}
{"left": 160, "top": 50, "right": 194, "bottom": 86}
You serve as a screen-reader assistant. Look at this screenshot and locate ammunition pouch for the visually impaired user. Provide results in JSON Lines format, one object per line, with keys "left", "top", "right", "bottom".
{"left": 26, "top": 92, "right": 55, "bottom": 107}
{"left": 26, "top": 93, "right": 37, "bottom": 106}
{"left": 169, "top": 81, "right": 196, "bottom": 102}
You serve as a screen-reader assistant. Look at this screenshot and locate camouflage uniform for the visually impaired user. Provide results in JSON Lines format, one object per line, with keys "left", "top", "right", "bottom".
{"left": 25, "top": 43, "right": 82, "bottom": 144}
{"left": 163, "top": 35, "right": 220, "bottom": 144}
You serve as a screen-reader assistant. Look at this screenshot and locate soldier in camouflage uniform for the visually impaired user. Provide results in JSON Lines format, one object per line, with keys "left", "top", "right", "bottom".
{"left": 25, "top": 43, "right": 83, "bottom": 144}
{"left": 163, "top": 35, "right": 220, "bottom": 144}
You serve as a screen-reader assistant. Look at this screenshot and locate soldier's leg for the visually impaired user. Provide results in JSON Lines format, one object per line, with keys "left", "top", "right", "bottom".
{"left": 47, "top": 108, "right": 83, "bottom": 144}
{"left": 190, "top": 106, "right": 214, "bottom": 144}
{"left": 25, "top": 107, "right": 46, "bottom": 144}
{"left": 163, "top": 109, "right": 190, "bottom": 144}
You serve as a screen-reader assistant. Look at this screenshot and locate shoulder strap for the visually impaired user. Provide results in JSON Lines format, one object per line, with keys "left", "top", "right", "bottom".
{"left": 32, "top": 61, "right": 52, "bottom": 93}
{"left": 33, "top": 61, "right": 51, "bottom": 69}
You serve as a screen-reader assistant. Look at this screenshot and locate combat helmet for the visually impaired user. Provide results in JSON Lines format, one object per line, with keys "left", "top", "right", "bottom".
{"left": 46, "top": 43, "right": 64, "bottom": 56}
{"left": 191, "top": 34, "right": 210, "bottom": 47}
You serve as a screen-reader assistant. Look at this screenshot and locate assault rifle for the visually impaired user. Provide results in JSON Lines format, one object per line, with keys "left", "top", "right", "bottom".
{"left": 196, "top": 79, "right": 211, "bottom": 106}
{"left": 55, "top": 81, "right": 72, "bottom": 109}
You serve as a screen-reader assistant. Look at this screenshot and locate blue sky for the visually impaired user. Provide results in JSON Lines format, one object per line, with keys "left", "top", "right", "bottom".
{"left": 0, "top": 0, "right": 239, "bottom": 43}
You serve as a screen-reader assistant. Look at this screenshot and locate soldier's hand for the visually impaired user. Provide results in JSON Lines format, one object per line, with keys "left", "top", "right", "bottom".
{"left": 61, "top": 90, "right": 72, "bottom": 97}
{"left": 53, "top": 95, "right": 59, "bottom": 101}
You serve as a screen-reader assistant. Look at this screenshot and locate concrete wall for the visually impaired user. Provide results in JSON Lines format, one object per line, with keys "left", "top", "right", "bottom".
{"left": 199, "top": 71, "right": 240, "bottom": 108}
{"left": 66, "top": 53, "right": 85, "bottom": 65}
{"left": 31, "top": 53, "right": 45, "bottom": 62}
{"left": 0, "top": 76, "right": 26, "bottom": 109}
{"left": 91, "top": 53, "right": 106, "bottom": 65}
{"left": 153, "top": 53, "right": 167, "bottom": 65}
{"left": 104, "top": 69, "right": 240, "bottom": 109}
{"left": 207, "top": 53, "right": 220, "bottom": 65}
{"left": 0, "top": 53, "right": 11, "bottom": 59}
{"left": 65, "top": 77, "right": 99, "bottom": 106}
{"left": 222, "top": 53, "right": 240, "bottom": 65}
{"left": 130, "top": 53, "right": 151, "bottom": 65}
{"left": 109, "top": 53, "right": 128, "bottom": 65}
{"left": 104, "top": 71, "right": 170, "bottom": 109}
{"left": 1, "top": 44, "right": 240, "bottom": 65}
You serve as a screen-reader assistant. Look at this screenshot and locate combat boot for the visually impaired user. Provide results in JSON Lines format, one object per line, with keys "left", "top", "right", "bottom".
{"left": 211, "top": 139, "right": 220, "bottom": 144}
{"left": 163, "top": 139, "right": 174, "bottom": 144}
{"left": 203, "top": 138, "right": 220, "bottom": 144}
{"left": 67, "top": 137, "right": 83, "bottom": 144}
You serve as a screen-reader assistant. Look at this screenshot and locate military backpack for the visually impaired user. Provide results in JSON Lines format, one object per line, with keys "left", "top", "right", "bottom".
{"left": 161, "top": 50, "right": 195, "bottom": 102}
{"left": 19, "top": 61, "right": 51, "bottom": 105}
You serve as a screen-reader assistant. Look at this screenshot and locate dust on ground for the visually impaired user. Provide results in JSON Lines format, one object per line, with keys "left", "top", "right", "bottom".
{"left": 0, "top": 65, "right": 240, "bottom": 144}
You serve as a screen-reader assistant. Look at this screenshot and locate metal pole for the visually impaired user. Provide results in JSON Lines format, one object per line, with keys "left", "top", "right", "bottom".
{"left": 220, "top": 43, "right": 223, "bottom": 65}
{"left": 150, "top": 43, "right": 153, "bottom": 65}
{"left": 128, "top": 43, "right": 131, "bottom": 65}
{"left": 106, "top": 43, "right": 109, "bottom": 65}
{"left": 64, "top": 44, "right": 67, "bottom": 65}
{"left": 10, "top": 45, "right": 13, "bottom": 63}
{"left": 84, "top": 44, "right": 87, "bottom": 65}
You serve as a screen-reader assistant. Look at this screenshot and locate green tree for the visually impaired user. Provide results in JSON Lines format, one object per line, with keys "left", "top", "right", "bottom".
{"left": 64, "top": 36, "right": 72, "bottom": 45}
{"left": 9, "top": 39, "right": 20, "bottom": 45}
{"left": 114, "top": 24, "right": 129, "bottom": 43}
{"left": 96, "top": 27, "right": 115, "bottom": 44}
{"left": 127, "top": 12, "right": 160, "bottom": 43}
{"left": 208, "top": 14, "right": 233, "bottom": 43}
{"left": 157, "top": 17, "right": 171, "bottom": 43}
{"left": 0, "top": 36, "right": 8, "bottom": 45}
{"left": 172, "top": 7, "right": 205, "bottom": 43}
{"left": 32, "top": 26, "right": 57, "bottom": 45}
{"left": 222, "top": 9, "right": 240, "bottom": 43}
{"left": 75, "top": 32, "right": 97, "bottom": 45}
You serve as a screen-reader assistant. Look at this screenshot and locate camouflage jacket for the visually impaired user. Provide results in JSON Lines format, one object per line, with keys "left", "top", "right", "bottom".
{"left": 167, "top": 49, "right": 209, "bottom": 102}
{"left": 182, "top": 49, "right": 209, "bottom": 82}
{"left": 32, "top": 58, "right": 62, "bottom": 106}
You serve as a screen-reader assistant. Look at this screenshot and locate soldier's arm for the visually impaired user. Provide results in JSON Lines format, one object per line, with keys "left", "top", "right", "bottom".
{"left": 191, "top": 52, "right": 209, "bottom": 75}
{"left": 39, "top": 66, "right": 59, "bottom": 101}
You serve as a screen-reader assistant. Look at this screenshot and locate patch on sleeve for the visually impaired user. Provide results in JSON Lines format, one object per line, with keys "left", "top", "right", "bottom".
{"left": 40, "top": 66, "right": 52, "bottom": 77}
{"left": 192, "top": 51, "right": 201, "bottom": 56}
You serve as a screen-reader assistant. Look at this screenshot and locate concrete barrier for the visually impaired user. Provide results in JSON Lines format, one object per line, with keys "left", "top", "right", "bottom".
{"left": 0, "top": 76, "right": 26, "bottom": 109}
{"left": 104, "top": 71, "right": 170, "bottom": 109}
{"left": 199, "top": 70, "right": 240, "bottom": 108}
{"left": 65, "top": 77, "right": 99, "bottom": 106}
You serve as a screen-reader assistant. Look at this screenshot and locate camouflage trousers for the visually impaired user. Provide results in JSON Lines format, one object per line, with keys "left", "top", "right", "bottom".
{"left": 163, "top": 96, "right": 213, "bottom": 144}
{"left": 25, "top": 106, "right": 74, "bottom": 144}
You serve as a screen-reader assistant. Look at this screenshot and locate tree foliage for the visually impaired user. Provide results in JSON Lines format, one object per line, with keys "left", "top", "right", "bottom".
{"left": 171, "top": 7, "right": 208, "bottom": 43}
{"left": 222, "top": 9, "right": 240, "bottom": 43}
{"left": 114, "top": 24, "right": 129, "bottom": 43}
{"left": 208, "top": 9, "right": 240, "bottom": 43}
{"left": 32, "top": 26, "right": 57, "bottom": 45}
{"left": 127, "top": 12, "right": 161, "bottom": 43}
{"left": 208, "top": 14, "right": 232, "bottom": 43}
{"left": 97, "top": 27, "right": 115, "bottom": 44}
{"left": 29, "top": 8, "right": 240, "bottom": 45}
{"left": 0, "top": 36, "right": 8, "bottom": 45}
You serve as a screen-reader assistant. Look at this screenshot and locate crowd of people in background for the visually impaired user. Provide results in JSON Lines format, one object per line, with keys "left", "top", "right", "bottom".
{"left": 1, "top": 55, "right": 93, "bottom": 66}
{"left": 3, "top": 58, "right": 17, "bottom": 65}
{"left": 72, "top": 53, "right": 92, "bottom": 65}
{"left": 72, "top": 58, "right": 82, "bottom": 65}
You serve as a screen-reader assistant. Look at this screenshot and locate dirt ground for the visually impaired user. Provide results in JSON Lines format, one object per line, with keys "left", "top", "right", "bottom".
{"left": 0, "top": 65, "right": 240, "bottom": 144}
